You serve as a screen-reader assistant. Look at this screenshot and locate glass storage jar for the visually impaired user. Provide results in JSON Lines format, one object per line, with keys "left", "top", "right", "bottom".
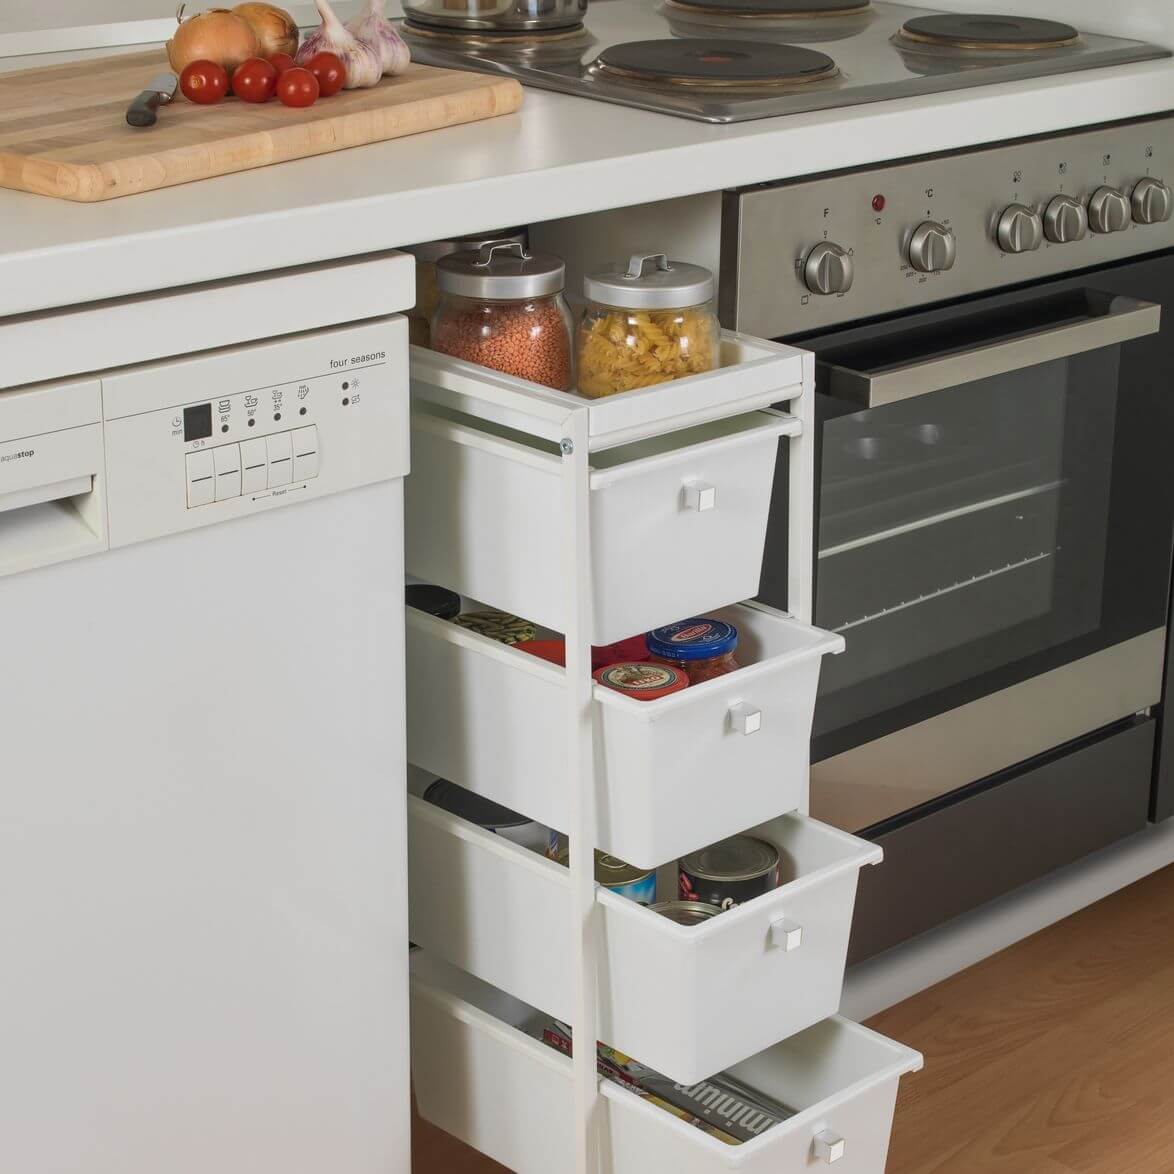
{"left": 646, "top": 617, "right": 740, "bottom": 684}
{"left": 576, "top": 253, "right": 720, "bottom": 399}
{"left": 405, "top": 227, "right": 527, "bottom": 347}
{"left": 432, "top": 242, "right": 573, "bottom": 391}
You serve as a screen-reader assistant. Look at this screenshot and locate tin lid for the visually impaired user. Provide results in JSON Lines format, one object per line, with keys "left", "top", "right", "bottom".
{"left": 406, "top": 583, "right": 461, "bottom": 620}
{"left": 550, "top": 845, "right": 653, "bottom": 888}
{"left": 583, "top": 253, "right": 715, "bottom": 311}
{"left": 650, "top": 900, "right": 722, "bottom": 926}
{"left": 424, "top": 779, "right": 531, "bottom": 830}
{"left": 646, "top": 618, "right": 738, "bottom": 662}
{"left": 594, "top": 851, "right": 653, "bottom": 887}
{"left": 437, "top": 241, "right": 566, "bottom": 300}
{"left": 680, "top": 835, "right": 779, "bottom": 882}
{"left": 593, "top": 661, "right": 689, "bottom": 700}
{"left": 406, "top": 227, "right": 527, "bottom": 265}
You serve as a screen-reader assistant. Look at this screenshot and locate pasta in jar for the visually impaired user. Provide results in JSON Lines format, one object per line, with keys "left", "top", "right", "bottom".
{"left": 576, "top": 253, "right": 720, "bottom": 399}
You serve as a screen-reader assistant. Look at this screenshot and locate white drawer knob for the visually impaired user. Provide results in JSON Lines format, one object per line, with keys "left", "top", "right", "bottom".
{"left": 814, "top": 1130, "right": 845, "bottom": 1163}
{"left": 682, "top": 480, "right": 716, "bottom": 511}
{"left": 729, "top": 703, "right": 761, "bottom": 735}
{"left": 770, "top": 916, "right": 803, "bottom": 952}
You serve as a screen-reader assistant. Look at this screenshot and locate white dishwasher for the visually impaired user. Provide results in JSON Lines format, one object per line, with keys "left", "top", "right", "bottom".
{"left": 0, "top": 259, "right": 412, "bottom": 1174}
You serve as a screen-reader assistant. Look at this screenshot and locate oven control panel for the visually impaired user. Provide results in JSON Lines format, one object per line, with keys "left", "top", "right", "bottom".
{"left": 723, "top": 116, "right": 1174, "bottom": 337}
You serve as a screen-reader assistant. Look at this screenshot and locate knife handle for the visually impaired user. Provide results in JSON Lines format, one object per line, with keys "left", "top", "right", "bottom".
{"left": 126, "top": 90, "right": 164, "bottom": 128}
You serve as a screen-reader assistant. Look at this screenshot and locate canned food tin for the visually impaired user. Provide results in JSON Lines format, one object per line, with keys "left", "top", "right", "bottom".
{"left": 552, "top": 845, "right": 657, "bottom": 905}
{"left": 424, "top": 779, "right": 551, "bottom": 854}
{"left": 650, "top": 899, "right": 722, "bottom": 926}
{"left": 679, "top": 835, "right": 780, "bottom": 911}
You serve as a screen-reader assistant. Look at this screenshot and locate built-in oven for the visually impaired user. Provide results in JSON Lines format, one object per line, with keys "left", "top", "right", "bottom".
{"left": 722, "top": 116, "right": 1174, "bottom": 959}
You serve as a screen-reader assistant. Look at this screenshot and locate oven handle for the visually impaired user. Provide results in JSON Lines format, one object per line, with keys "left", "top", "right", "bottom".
{"left": 821, "top": 294, "right": 1161, "bottom": 408}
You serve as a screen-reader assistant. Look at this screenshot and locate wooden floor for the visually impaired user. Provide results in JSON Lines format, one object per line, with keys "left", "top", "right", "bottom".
{"left": 413, "top": 865, "right": 1174, "bottom": 1173}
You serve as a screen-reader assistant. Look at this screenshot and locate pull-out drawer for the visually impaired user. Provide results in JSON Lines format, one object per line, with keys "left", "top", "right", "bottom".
{"left": 411, "top": 953, "right": 922, "bottom": 1174}
{"left": 406, "top": 600, "right": 843, "bottom": 869}
{"left": 408, "top": 795, "right": 880, "bottom": 1085}
{"left": 405, "top": 407, "right": 799, "bottom": 646}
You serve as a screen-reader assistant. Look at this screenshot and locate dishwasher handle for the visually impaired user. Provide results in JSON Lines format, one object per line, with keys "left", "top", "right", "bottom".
{"left": 821, "top": 293, "right": 1161, "bottom": 408}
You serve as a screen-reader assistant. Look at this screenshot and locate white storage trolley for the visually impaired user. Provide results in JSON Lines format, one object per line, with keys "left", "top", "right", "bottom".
{"left": 405, "top": 333, "right": 923, "bottom": 1172}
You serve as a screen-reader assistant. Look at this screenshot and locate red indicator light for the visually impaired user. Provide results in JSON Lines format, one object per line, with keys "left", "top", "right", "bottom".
{"left": 872, "top": 194, "right": 886, "bottom": 212}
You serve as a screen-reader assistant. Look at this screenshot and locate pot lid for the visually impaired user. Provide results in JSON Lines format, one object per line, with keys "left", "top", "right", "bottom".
{"left": 584, "top": 252, "right": 715, "bottom": 309}
{"left": 437, "top": 240, "right": 566, "bottom": 299}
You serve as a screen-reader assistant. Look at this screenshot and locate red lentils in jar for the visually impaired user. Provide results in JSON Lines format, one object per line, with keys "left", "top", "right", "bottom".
{"left": 432, "top": 241, "right": 574, "bottom": 391}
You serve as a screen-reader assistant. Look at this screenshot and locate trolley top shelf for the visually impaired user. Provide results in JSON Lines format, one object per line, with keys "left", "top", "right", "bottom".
{"left": 409, "top": 332, "right": 809, "bottom": 453}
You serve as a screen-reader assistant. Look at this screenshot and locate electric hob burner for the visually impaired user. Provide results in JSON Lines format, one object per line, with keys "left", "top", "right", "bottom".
{"left": 593, "top": 38, "right": 839, "bottom": 89}
{"left": 664, "top": 0, "right": 869, "bottom": 18}
{"left": 897, "top": 14, "right": 1080, "bottom": 53}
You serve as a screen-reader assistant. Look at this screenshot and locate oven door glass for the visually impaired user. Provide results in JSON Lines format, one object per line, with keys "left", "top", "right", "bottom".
{"left": 761, "top": 269, "right": 1174, "bottom": 830}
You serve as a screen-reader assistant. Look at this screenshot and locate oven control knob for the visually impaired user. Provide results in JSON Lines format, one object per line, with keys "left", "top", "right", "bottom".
{"left": 908, "top": 221, "right": 956, "bottom": 273}
{"left": 1088, "top": 185, "right": 1132, "bottom": 234}
{"left": 1132, "top": 177, "right": 1173, "bottom": 225}
{"left": 804, "top": 242, "right": 854, "bottom": 296}
{"left": 996, "top": 204, "right": 1043, "bottom": 253}
{"left": 1043, "top": 195, "right": 1088, "bottom": 243}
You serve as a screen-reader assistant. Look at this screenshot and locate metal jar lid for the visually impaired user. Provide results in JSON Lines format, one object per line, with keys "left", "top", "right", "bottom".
{"left": 680, "top": 835, "right": 779, "bottom": 882}
{"left": 583, "top": 253, "right": 715, "bottom": 311}
{"left": 405, "top": 227, "right": 527, "bottom": 266}
{"left": 437, "top": 241, "right": 566, "bottom": 300}
{"left": 424, "top": 779, "right": 532, "bottom": 831}
{"left": 651, "top": 900, "right": 722, "bottom": 926}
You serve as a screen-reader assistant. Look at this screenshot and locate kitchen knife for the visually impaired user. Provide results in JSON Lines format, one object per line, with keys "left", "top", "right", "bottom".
{"left": 126, "top": 72, "right": 179, "bottom": 128}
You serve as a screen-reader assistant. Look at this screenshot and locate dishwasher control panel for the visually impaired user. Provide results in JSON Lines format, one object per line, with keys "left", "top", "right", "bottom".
{"left": 185, "top": 427, "right": 320, "bottom": 508}
{"left": 102, "top": 316, "right": 408, "bottom": 549}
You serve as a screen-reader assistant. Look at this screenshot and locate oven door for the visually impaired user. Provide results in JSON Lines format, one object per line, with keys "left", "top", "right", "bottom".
{"left": 758, "top": 258, "right": 1174, "bottom": 835}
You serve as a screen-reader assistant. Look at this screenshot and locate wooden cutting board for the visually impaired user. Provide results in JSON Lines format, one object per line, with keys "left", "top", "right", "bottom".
{"left": 0, "top": 49, "right": 523, "bottom": 201}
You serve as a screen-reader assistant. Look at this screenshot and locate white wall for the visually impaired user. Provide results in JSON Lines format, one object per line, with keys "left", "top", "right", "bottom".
{"left": 929, "top": 0, "right": 1174, "bottom": 46}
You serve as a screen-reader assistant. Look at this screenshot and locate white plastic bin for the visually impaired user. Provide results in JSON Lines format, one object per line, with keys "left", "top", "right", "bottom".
{"left": 408, "top": 796, "right": 880, "bottom": 1084}
{"left": 405, "top": 406, "right": 799, "bottom": 646}
{"left": 405, "top": 600, "right": 843, "bottom": 868}
{"left": 410, "top": 953, "right": 922, "bottom": 1174}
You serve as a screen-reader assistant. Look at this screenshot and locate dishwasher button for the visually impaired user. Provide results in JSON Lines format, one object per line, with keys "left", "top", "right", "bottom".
{"left": 185, "top": 450, "right": 215, "bottom": 508}
{"left": 266, "top": 432, "right": 293, "bottom": 487}
{"left": 240, "top": 438, "right": 268, "bottom": 495}
{"left": 291, "top": 426, "right": 319, "bottom": 482}
{"left": 214, "top": 443, "right": 242, "bottom": 501}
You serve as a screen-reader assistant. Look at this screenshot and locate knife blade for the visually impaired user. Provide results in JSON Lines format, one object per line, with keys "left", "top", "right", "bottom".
{"left": 126, "top": 71, "right": 179, "bottom": 128}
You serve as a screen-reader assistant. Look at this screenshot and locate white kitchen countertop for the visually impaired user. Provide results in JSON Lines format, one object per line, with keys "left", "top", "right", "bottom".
{"left": 1, "top": 21, "right": 1172, "bottom": 319}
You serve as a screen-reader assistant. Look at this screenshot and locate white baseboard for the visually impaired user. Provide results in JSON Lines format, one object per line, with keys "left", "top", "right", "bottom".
{"left": 841, "top": 819, "right": 1174, "bottom": 1021}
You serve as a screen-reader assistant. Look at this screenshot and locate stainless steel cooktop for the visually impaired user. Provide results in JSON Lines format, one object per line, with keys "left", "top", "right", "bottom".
{"left": 400, "top": 0, "right": 1171, "bottom": 123}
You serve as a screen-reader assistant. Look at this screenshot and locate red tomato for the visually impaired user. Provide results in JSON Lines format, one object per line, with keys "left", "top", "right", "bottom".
{"left": 268, "top": 52, "right": 296, "bottom": 75}
{"left": 305, "top": 51, "right": 346, "bottom": 97}
{"left": 276, "top": 67, "right": 320, "bottom": 108}
{"left": 231, "top": 57, "right": 278, "bottom": 103}
{"left": 179, "top": 59, "right": 229, "bottom": 105}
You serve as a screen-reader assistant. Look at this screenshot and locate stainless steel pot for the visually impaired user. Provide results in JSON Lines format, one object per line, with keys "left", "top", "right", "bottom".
{"left": 401, "top": 0, "right": 587, "bottom": 33}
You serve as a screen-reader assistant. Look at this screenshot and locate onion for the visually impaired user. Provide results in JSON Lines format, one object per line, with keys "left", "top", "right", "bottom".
{"left": 233, "top": 3, "right": 299, "bottom": 58}
{"left": 166, "top": 5, "right": 260, "bottom": 75}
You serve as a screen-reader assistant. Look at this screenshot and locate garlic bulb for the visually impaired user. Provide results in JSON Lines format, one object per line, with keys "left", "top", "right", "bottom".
{"left": 296, "top": 0, "right": 382, "bottom": 88}
{"left": 348, "top": 0, "right": 411, "bottom": 76}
